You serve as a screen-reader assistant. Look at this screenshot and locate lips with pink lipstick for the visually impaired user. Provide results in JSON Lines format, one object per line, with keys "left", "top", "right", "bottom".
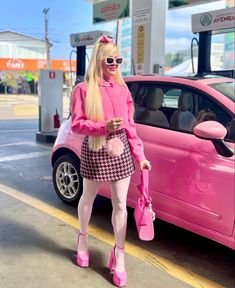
{"left": 108, "top": 65, "right": 117, "bottom": 72}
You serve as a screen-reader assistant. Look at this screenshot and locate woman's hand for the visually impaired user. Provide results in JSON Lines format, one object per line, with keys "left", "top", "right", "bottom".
{"left": 140, "top": 159, "right": 151, "bottom": 170}
{"left": 106, "top": 118, "right": 123, "bottom": 133}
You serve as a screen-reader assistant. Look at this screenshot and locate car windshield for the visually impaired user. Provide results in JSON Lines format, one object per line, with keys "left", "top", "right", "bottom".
{"left": 208, "top": 82, "right": 235, "bottom": 102}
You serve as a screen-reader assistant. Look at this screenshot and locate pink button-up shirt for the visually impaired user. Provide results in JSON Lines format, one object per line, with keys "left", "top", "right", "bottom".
{"left": 71, "top": 79, "right": 146, "bottom": 163}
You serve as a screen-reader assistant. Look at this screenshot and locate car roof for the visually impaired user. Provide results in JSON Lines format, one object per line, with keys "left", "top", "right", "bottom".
{"left": 124, "top": 75, "right": 234, "bottom": 85}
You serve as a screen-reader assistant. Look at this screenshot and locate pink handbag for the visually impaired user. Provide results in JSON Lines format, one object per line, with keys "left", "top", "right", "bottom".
{"left": 134, "top": 169, "right": 155, "bottom": 241}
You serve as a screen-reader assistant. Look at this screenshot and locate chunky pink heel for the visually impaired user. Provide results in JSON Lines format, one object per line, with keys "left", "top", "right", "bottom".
{"left": 109, "top": 247, "right": 115, "bottom": 271}
{"left": 77, "top": 232, "right": 89, "bottom": 268}
{"left": 109, "top": 245, "right": 127, "bottom": 287}
{"left": 113, "top": 270, "right": 127, "bottom": 287}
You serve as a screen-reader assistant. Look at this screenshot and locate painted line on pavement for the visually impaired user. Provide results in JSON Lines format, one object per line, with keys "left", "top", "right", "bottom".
{"left": 0, "top": 129, "right": 37, "bottom": 133}
{"left": 0, "top": 183, "right": 225, "bottom": 288}
{"left": 0, "top": 151, "right": 50, "bottom": 163}
{"left": 0, "top": 141, "right": 34, "bottom": 148}
{"left": 0, "top": 141, "right": 51, "bottom": 149}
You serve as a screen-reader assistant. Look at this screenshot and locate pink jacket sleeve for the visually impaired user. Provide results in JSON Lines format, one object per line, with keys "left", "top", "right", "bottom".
{"left": 125, "top": 91, "right": 146, "bottom": 163}
{"left": 71, "top": 85, "right": 107, "bottom": 136}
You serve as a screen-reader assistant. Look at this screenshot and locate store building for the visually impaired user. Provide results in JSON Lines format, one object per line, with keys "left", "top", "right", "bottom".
{"left": 0, "top": 31, "right": 76, "bottom": 94}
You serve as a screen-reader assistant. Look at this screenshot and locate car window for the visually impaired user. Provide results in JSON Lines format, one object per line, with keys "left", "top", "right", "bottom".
{"left": 196, "top": 94, "right": 235, "bottom": 142}
{"left": 208, "top": 82, "right": 235, "bottom": 102}
{"left": 133, "top": 82, "right": 235, "bottom": 142}
{"left": 163, "top": 89, "right": 181, "bottom": 108}
{"left": 134, "top": 83, "right": 196, "bottom": 132}
{"left": 134, "top": 83, "right": 171, "bottom": 128}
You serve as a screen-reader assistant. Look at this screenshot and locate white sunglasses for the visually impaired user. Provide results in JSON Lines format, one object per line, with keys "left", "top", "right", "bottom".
{"left": 105, "top": 57, "right": 123, "bottom": 65}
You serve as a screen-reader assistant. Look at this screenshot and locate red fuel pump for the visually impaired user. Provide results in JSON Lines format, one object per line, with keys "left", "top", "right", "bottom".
{"left": 54, "top": 109, "right": 60, "bottom": 129}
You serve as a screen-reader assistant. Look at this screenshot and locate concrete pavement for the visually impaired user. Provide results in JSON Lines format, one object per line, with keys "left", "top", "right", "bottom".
{"left": 0, "top": 185, "right": 194, "bottom": 288}
{"left": 0, "top": 93, "right": 70, "bottom": 120}
{"left": 0, "top": 102, "right": 234, "bottom": 288}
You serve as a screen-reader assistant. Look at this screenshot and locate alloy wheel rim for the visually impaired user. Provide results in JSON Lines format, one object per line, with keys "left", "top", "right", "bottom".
{"left": 56, "top": 161, "right": 79, "bottom": 199}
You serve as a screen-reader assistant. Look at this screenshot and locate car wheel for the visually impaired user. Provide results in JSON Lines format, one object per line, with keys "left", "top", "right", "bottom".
{"left": 52, "top": 154, "right": 83, "bottom": 205}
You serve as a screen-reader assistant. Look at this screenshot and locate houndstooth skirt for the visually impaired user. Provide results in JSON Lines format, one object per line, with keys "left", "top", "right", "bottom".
{"left": 80, "top": 129, "right": 135, "bottom": 181}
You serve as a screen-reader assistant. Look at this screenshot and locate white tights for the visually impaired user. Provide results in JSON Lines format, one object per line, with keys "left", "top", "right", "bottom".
{"left": 77, "top": 176, "right": 131, "bottom": 272}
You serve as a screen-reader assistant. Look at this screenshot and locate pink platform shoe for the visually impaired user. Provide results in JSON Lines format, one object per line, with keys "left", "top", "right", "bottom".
{"left": 77, "top": 232, "right": 89, "bottom": 268}
{"left": 109, "top": 245, "right": 127, "bottom": 287}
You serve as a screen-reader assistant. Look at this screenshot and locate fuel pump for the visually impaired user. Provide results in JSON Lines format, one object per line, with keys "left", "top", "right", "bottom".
{"left": 70, "top": 30, "right": 113, "bottom": 84}
{"left": 192, "top": 7, "right": 235, "bottom": 78}
{"left": 36, "top": 69, "right": 63, "bottom": 144}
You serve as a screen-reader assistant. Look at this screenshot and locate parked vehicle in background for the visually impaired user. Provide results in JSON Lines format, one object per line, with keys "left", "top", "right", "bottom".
{"left": 51, "top": 75, "right": 235, "bottom": 249}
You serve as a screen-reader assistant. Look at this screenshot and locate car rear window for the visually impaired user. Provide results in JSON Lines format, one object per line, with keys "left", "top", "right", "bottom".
{"left": 208, "top": 82, "right": 235, "bottom": 102}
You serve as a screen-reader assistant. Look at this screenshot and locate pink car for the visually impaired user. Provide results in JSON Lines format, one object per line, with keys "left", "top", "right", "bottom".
{"left": 51, "top": 75, "right": 235, "bottom": 249}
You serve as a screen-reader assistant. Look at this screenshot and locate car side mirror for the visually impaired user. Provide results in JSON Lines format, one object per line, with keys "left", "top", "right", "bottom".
{"left": 193, "top": 121, "right": 234, "bottom": 158}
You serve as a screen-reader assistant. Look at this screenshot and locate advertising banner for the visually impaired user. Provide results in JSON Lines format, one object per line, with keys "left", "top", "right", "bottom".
{"left": 169, "top": 0, "right": 220, "bottom": 9}
{"left": 136, "top": 25, "right": 145, "bottom": 75}
{"left": 93, "top": 0, "right": 130, "bottom": 24}
{"left": 0, "top": 58, "right": 76, "bottom": 72}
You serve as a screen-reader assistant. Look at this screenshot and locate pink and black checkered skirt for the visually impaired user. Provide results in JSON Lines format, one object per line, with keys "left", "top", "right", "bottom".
{"left": 80, "top": 129, "right": 135, "bottom": 181}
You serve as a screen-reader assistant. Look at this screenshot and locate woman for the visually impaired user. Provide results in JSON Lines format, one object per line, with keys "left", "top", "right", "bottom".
{"left": 71, "top": 35, "right": 151, "bottom": 287}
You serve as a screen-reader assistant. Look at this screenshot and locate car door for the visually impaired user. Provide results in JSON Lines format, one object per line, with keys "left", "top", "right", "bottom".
{"left": 130, "top": 81, "right": 235, "bottom": 237}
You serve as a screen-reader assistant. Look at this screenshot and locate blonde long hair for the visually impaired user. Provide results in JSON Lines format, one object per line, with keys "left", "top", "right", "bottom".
{"left": 85, "top": 37, "right": 126, "bottom": 151}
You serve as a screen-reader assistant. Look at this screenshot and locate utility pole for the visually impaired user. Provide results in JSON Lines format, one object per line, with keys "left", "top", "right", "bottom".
{"left": 116, "top": 20, "right": 122, "bottom": 49}
{"left": 43, "top": 8, "right": 50, "bottom": 69}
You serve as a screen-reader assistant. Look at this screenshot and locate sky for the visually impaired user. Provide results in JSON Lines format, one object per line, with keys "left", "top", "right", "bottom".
{"left": 0, "top": 0, "right": 227, "bottom": 59}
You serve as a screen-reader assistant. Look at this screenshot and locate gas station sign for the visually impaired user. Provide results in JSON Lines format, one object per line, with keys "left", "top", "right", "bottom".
{"left": 192, "top": 7, "right": 235, "bottom": 33}
{"left": 70, "top": 30, "right": 113, "bottom": 47}
{"left": 93, "top": 0, "right": 130, "bottom": 24}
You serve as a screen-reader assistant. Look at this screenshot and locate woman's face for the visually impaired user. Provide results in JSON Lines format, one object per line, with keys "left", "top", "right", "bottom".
{"left": 101, "top": 53, "right": 122, "bottom": 80}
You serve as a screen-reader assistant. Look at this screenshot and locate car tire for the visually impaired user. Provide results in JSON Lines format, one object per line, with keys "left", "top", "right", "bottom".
{"left": 52, "top": 154, "right": 83, "bottom": 206}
